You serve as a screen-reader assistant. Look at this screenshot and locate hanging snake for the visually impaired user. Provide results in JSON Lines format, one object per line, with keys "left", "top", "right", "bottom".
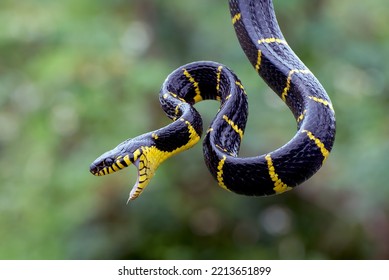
{"left": 89, "top": 0, "right": 336, "bottom": 202}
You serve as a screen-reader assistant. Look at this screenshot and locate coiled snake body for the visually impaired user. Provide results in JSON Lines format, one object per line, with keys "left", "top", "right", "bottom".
{"left": 90, "top": 0, "right": 336, "bottom": 201}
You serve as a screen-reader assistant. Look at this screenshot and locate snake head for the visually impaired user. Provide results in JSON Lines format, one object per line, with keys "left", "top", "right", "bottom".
{"left": 89, "top": 134, "right": 162, "bottom": 202}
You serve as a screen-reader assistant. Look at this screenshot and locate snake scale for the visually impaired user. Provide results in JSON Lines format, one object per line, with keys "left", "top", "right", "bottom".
{"left": 90, "top": 0, "right": 336, "bottom": 202}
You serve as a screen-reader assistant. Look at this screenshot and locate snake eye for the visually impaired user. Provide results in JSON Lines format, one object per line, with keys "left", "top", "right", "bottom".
{"left": 104, "top": 158, "right": 114, "bottom": 166}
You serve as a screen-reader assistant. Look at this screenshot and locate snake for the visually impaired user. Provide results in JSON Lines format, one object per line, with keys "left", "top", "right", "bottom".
{"left": 89, "top": 0, "right": 336, "bottom": 202}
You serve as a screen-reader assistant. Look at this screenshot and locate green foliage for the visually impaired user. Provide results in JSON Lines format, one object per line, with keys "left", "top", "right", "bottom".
{"left": 0, "top": 0, "right": 388, "bottom": 259}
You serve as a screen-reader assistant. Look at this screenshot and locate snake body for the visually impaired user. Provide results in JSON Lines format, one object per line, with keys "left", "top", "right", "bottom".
{"left": 90, "top": 0, "right": 336, "bottom": 201}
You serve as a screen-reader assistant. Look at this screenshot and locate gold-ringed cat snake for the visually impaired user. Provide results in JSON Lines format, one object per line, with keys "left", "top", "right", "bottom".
{"left": 90, "top": 0, "right": 336, "bottom": 202}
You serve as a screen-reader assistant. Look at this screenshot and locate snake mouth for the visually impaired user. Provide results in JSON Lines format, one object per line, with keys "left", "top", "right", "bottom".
{"left": 90, "top": 154, "right": 146, "bottom": 203}
{"left": 90, "top": 145, "right": 155, "bottom": 202}
{"left": 90, "top": 135, "right": 174, "bottom": 202}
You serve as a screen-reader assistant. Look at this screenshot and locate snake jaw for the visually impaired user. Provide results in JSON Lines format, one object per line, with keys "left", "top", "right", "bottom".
{"left": 128, "top": 159, "right": 142, "bottom": 202}
{"left": 127, "top": 146, "right": 166, "bottom": 202}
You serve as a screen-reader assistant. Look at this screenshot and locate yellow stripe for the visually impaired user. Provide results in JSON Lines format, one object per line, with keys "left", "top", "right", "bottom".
{"left": 255, "top": 49, "right": 262, "bottom": 72}
{"left": 112, "top": 163, "right": 120, "bottom": 172}
{"left": 265, "top": 154, "right": 292, "bottom": 194}
{"left": 216, "top": 144, "right": 235, "bottom": 157}
{"left": 123, "top": 154, "right": 132, "bottom": 166}
{"left": 183, "top": 69, "right": 202, "bottom": 102}
{"left": 181, "top": 118, "right": 201, "bottom": 142}
{"left": 174, "top": 104, "right": 181, "bottom": 118}
{"left": 116, "top": 160, "right": 125, "bottom": 169}
{"left": 258, "top": 38, "right": 288, "bottom": 45}
{"left": 235, "top": 80, "right": 247, "bottom": 95}
{"left": 216, "top": 156, "right": 229, "bottom": 190}
{"left": 216, "top": 65, "right": 223, "bottom": 95}
{"left": 281, "top": 69, "right": 311, "bottom": 101}
{"left": 297, "top": 109, "right": 307, "bottom": 123}
{"left": 302, "top": 130, "right": 329, "bottom": 162}
{"left": 169, "top": 92, "right": 186, "bottom": 102}
{"left": 308, "top": 96, "right": 334, "bottom": 111}
{"left": 232, "top": 13, "right": 241, "bottom": 24}
{"left": 223, "top": 115, "right": 243, "bottom": 139}
{"left": 133, "top": 149, "right": 141, "bottom": 162}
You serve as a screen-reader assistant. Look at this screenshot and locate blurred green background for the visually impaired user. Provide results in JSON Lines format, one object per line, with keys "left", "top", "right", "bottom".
{"left": 1, "top": 0, "right": 388, "bottom": 259}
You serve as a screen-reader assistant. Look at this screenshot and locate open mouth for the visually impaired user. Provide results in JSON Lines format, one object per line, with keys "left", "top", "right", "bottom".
{"left": 90, "top": 152, "right": 148, "bottom": 203}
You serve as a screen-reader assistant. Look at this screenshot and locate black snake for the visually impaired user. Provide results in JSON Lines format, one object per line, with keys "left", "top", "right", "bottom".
{"left": 90, "top": 0, "right": 336, "bottom": 202}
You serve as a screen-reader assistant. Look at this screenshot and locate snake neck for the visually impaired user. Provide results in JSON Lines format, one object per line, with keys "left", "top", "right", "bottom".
{"left": 127, "top": 110, "right": 204, "bottom": 200}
